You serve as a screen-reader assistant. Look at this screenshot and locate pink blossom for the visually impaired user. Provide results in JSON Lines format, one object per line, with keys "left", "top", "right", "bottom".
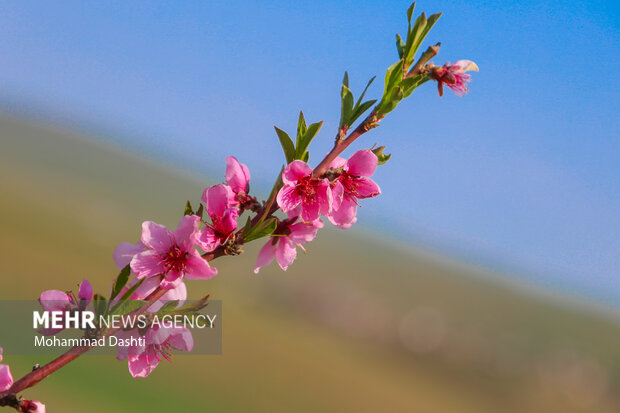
{"left": 276, "top": 161, "right": 331, "bottom": 222}
{"left": 130, "top": 215, "right": 217, "bottom": 290}
{"left": 431, "top": 60, "right": 478, "bottom": 97}
{"left": 254, "top": 219, "right": 323, "bottom": 273}
{"left": 196, "top": 184, "right": 239, "bottom": 252}
{"left": 328, "top": 150, "right": 381, "bottom": 229}
{"left": 116, "top": 326, "right": 193, "bottom": 378}
{"left": 20, "top": 400, "right": 46, "bottom": 413}
{"left": 113, "top": 240, "right": 145, "bottom": 270}
{"left": 38, "top": 279, "right": 93, "bottom": 335}
{"left": 225, "top": 156, "right": 250, "bottom": 206}
{"left": 0, "top": 347, "right": 13, "bottom": 392}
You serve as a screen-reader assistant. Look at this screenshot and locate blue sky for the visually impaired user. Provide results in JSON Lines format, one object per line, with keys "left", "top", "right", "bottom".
{"left": 0, "top": 1, "right": 618, "bottom": 305}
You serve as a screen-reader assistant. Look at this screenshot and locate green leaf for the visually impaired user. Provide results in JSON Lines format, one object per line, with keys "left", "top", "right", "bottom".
{"left": 110, "top": 265, "right": 131, "bottom": 302}
{"left": 93, "top": 294, "right": 108, "bottom": 318}
{"left": 296, "top": 121, "right": 323, "bottom": 159}
{"left": 354, "top": 76, "right": 376, "bottom": 112}
{"left": 383, "top": 60, "right": 403, "bottom": 96}
{"left": 339, "top": 83, "right": 354, "bottom": 130}
{"left": 350, "top": 100, "right": 377, "bottom": 127}
{"left": 115, "top": 278, "right": 145, "bottom": 303}
{"left": 157, "top": 300, "right": 179, "bottom": 314}
{"left": 405, "top": 12, "right": 427, "bottom": 64}
{"left": 377, "top": 86, "right": 404, "bottom": 116}
{"left": 109, "top": 299, "right": 145, "bottom": 317}
{"left": 342, "top": 71, "right": 349, "bottom": 88}
{"left": 296, "top": 111, "right": 307, "bottom": 148}
{"left": 195, "top": 203, "right": 204, "bottom": 219}
{"left": 301, "top": 151, "right": 309, "bottom": 162}
{"left": 401, "top": 74, "right": 428, "bottom": 98}
{"left": 407, "top": 2, "right": 416, "bottom": 24}
{"left": 184, "top": 200, "right": 194, "bottom": 216}
{"left": 243, "top": 217, "right": 278, "bottom": 243}
{"left": 241, "top": 215, "right": 253, "bottom": 239}
{"left": 274, "top": 126, "right": 295, "bottom": 163}
{"left": 395, "top": 34, "right": 405, "bottom": 59}
{"left": 372, "top": 146, "right": 392, "bottom": 165}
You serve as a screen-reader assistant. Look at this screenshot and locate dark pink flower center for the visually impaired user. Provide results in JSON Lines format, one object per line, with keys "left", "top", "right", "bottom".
{"left": 161, "top": 244, "right": 188, "bottom": 274}
{"left": 338, "top": 172, "right": 363, "bottom": 198}
{"left": 296, "top": 176, "right": 318, "bottom": 204}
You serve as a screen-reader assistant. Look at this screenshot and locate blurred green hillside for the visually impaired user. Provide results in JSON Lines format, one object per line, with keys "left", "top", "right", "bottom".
{"left": 1, "top": 114, "right": 619, "bottom": 412}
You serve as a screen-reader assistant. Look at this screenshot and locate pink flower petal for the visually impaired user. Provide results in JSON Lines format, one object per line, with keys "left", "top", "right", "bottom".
{"left": 167, "top": 328, "right": 194, "bottom": 352}
{"left": 130, "top": 250, "right": 165, "bottom": 279}
{"left": 128, "top": 354, "right": 158, "bottom": 378}
{"left": 0, "top": 364, "right": 13, "bottom": 391}
{"left": 113, "top": 241, "right": 144, "bottom": 269}
{"left": 183, "top": 253, "right": 217, "bottom": 280}
{"left": 254, "top": 240, "right": 277, "bottom": 274}
{"left": 353, "top": 177, "right": 381, "bottom": 199}
{"left": 328, "top": 156, "right": 347, "bottom": 170}
{"left": 276, "top": 185, "right": 301, "bottom": 213}
{"left": 346, "top": 150, "right": 378, "bottom": 177}
{"left": 78, "top": 279, "right": 93, "bottom": 302}
{"left": 173, "top": 215, "right": 200, "bottom": 250}
{"left": 282, "top": 160, "right": 312, "bottom": 185}
{"left": 203, "top": 184, "right": 234, "bottom": 218}
{"left": 39, "top": 290, "right": 72, "bottom": 312}
{"left": 219, "top": 208, "right": 239, "bottom": 235}
{"left": 453, "top": 60, "right": 479, "bottom": 73}
{"left": 225, "top": 156, "right": 250, "bottom": 194}
{"left": 329, "top": 195, "right": 358, "bottom": 229}
{"left": 140, "top": 221, "right": 173, "bottom": 254}
{"left": 331, "top": 181, "right": 344, "bottom": 209}
{"left": 315, "top": 179, "right": 332, "bottom": 217}
{"left": 196, "top": 227, "right": 219, "bottom": 252}
{"left": 300, "top": 198, "right": 321, "bottom": 222}
{"left": 275, "top": 239, "right": 297, "bottom": 271}
{"left": 288, "top": 220, "right": 323, "bottom": 244}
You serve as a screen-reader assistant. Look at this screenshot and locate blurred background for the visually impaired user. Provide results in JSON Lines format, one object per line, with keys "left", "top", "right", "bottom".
{"left": 0, "top": 1, "right": 619, "bottom": 412}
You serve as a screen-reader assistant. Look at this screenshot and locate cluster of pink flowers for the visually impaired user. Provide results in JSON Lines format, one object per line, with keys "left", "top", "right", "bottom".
{"left": 29, "top": 150, "right": 382, "bottom": 380}
{"left": 0, "top": 348, "right": 45, "bottom": 412}
{"left": 115, "top": 149, "right": 381, "bottom": 282}
{"left": 259, "top": 148, "right": 381, "bottom": 271}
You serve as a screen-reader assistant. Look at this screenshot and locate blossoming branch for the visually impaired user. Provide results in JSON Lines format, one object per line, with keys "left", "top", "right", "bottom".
{"left": 0, "top": 4, "right": 477, "bottom": 411}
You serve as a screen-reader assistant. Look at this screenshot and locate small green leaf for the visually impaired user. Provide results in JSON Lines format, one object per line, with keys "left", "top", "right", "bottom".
{"left": 243, "top": 217, "right": 278, "bottom": 243}
{"left": 157, "top": 300, "right": 179, "bottom": 313}
{"left": 110, "top": 265, "right": 131, "bottom": 302}
{"left": 274, "top": 126, "right": 295, "bottom": 163}
{"left": 406, "top": 12, "right": 427, "bottom": 64}
{"left": 342, "top": 71, "right": 349, "bottom": 88}
{"left": 296, "top": 121, "right": 323, "bottom": 159}
{"left": 407, "top": 2, "right": 416, "bottom": 24}
{"left": 383, "top": 60, "right": 403, "bottom": 96}
{"left": 350, "top": 100, "right": 377, "bottom": 127}
{"left": 301, "top": 151, "right": 309, "bottom": 162}
{"left": 195, "top": 203, "right": 204, "bottom": 219}
{"left": 241, "top": 215, "right": 253, "bottom": 239}
{"left": 401, "top": 74, "right": 428, "bottom": 98}
{"left": 115, "top": 278, "right": 145, "bottom": 303}
{"left": 93, "top": 294, "right": 108, "bottom": 318}
{"left": 396, "top": 34, "right": 405, "bottom": 59}
{"left": 377, "top": 86, "right": 404, "bottom": 116}
{"left": 109, "top": 299, "right": 145, "bottom": 317}
{"left": 354, "top": 76, "right": 376, "bottom": 112}
{"left": 372, "top": 146, "right": 392, "bottom": 165}
{"left": 184, "top": 200, "right": 194, "bottom": 216}
{"left": 296, "top": 111, "right": 307, "bottom": 148}
{"left": 339, "top": 83, "right": 354, "bottom": 130}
